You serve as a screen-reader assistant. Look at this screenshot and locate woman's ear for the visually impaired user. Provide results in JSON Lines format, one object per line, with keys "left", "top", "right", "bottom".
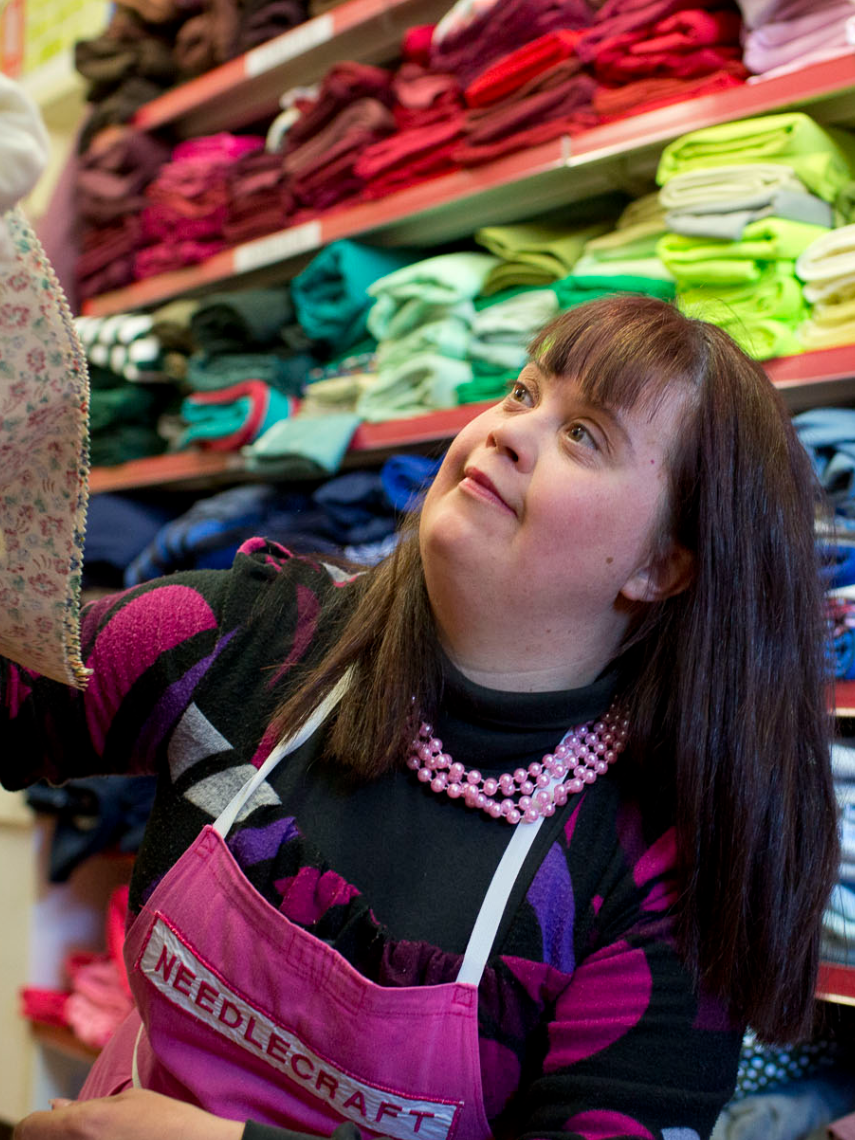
{"left": 619, "top": 542, "right": 694, "bottom": 604}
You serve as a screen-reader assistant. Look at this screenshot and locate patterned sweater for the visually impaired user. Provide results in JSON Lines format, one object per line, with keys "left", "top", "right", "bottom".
{"left": 1, "top": 539, "right": 742, "bottom": 1139}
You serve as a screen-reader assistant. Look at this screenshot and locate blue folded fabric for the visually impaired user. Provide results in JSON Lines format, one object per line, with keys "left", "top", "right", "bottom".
{"left": 380, "top": 454, "right": 442, "bottom": 512}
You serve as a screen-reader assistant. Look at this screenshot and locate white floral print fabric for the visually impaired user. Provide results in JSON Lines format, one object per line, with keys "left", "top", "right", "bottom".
{"left": 0, "top": 207, "right": 90, "bottom": 687}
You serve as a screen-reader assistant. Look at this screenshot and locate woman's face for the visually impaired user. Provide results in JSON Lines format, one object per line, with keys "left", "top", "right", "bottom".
{"left": 420, "top": 362, "right": 691, "bottom": 631}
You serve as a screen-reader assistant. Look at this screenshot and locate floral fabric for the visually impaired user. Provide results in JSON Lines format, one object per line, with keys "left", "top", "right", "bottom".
{"left": 0, "top": 207, "right": 91, "bottom": 687}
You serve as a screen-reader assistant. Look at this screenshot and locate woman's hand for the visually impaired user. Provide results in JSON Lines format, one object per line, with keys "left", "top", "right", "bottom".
{"left": 12, "top": 1088, "right": 245, "bottom": 1140}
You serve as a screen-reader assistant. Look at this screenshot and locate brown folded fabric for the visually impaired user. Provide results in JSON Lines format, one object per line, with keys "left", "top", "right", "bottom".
{"left": 119, "top": 0, "right": 182, "bottom": 20}
{"left": 463, "top": 61, "right": 596, "bottom": 147}
{"left": 284, "top": 98, "right": 395, "bottom": 180}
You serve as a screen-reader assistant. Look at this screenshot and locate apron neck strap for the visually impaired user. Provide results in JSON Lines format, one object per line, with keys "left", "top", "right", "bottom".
{"left": 212, "top": 671, "right": 351, "bottom": 837}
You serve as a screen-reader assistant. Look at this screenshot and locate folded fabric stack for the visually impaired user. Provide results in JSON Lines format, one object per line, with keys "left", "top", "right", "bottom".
{"left": 566, "top": 193, "right": 676, "bottom": 282}
{"left": 75, "top": 128, "right": 171, "bottom": 301}
{"left": 233, "top": 0, "right": 309, "bottom": 56}
{"left": 222, "top": 149, "right": 291, "bottom": 245}
{"left": 74, "top": 4, "right": 179, "bottom": 149}
{"left": 178, "top": 381, "right": 299, "bottom": 451}
{"left": 474, "top": 216, "right": 615, "bottom": 294}
{"left": 454, "top": 33, "right": 599, "bottom": 165}
{"left": 87, "top": 364, "right": 178, "bottom": 467}
{"left": 354, "top": 64, "right": 467, "bottom": 199}
{"left": 654, "top": 113, "right": 855, "bottom": 358}
{"left": 579, "top": 0, "right": 749, "bottom": 121}
{"left": 429, "top": 0, "right": 596, "bottom": 88}
{"left": 185, "top": 286, "right": 312, "bottom": 398}
{"left": 135, "top": 133, "right": 264, "bottom": 279}
{"left": 75, "top": 313, "right": 175, "bottom": 382}
{"left": 738, "top": 0, "right": 855, "bottom": 79}
{"left": 355, "top": 252, "right": 500, "bottom": 420}
{"left": 291, "top": 240, "right": 419, "bottom": 352}
{"left": 280, "top": 62, "right": 397, "bottom": 215}
{"left": 459, "top": 288, "right": 561, "bottom": 402}
{"left": 796, "top": 225, "right": 855, "bottom": 350}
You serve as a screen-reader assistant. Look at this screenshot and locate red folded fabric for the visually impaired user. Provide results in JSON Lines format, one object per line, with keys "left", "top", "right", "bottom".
{"left": 576, "top": 0, "right": 727, "bottom": 61}
{"left": 353, "top": 113, "right": 465, "bottom": 182}
{"left": 464, "top": 29, "right": 584, "bottom": 108}
{"left": 592, "top": 61, "right": 746, "bottom": 120}
{"left": 401, "top": 24, "right": 434, "bottom": 65}
{"left": 134, "top": 238, "right": 226, "bottom": 279}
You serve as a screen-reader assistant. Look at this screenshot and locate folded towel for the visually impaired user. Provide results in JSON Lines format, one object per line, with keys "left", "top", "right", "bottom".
{"left": 356, "top": 353, "right": 473, "bottom": 421}
{"left": 665, "top": 188, "right": 834, "bottom": 241}
{"left": 367, "top": 253, "right": 497, "bottom": 340}
{"left": 179, "top": 381, "right": 297, "bottom": 451}
{"left": 657, "top": 113, "right": 855, "bottom": 203}
{"left": 657, "top": 217, "right": 830, "bottom": 286}
{"left": 658, "top": 162, "right": 809, "bottom": 211}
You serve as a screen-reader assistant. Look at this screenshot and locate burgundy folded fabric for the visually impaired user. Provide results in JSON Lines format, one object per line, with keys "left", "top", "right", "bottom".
{"left": 390, "top": 63, "right": 465, "bottom": 130}
{"left": 76, "top": 128, "right": 170, "bottom": 224}
{"left": 464, "top": 28, "right": 584, "bottom": 108}
{"left": 576, "top": 0, "right": 728, "bottom": 60}
{"left": 455, "top": 111, "right": 597, "bottom": 166}
{"left": 223, "top": 151, "right": 290, "bottom": 243}
{"left": 78, "top": 214, "right": 143, "bottom": 278}
{"left": 430, "top": 0, "right": 596, "bottom": 87}
{"left": 284, "top": 97, "right": 395, "bottom": 185}
{"left": 285, "top": 62, "right": 394, "bottom": 149}
{"left": 633, "top": 7, "right": 742, "bottom": 52}
{"left": 592, "top": 59, "right": 746, "bottom": 119}
{"left": 462, "top": 59, "right": 595, "bottom": 147}
{"left": 134, "top": 238, "right": 226, "bottom": 279}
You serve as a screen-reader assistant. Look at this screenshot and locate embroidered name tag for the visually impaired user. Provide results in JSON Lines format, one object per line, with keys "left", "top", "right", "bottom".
{"left": 139, "top": 917, "right": 461, "bottom": 1140}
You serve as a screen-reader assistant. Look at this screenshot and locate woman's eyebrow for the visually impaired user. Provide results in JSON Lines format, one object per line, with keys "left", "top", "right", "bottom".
{"left": 532, "top": 360, "right": 635, "bottom": 455}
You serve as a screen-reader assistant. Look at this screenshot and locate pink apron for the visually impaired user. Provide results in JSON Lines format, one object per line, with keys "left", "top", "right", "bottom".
{"left": 79, "top": 685, "right": 553, "bottom": 1139}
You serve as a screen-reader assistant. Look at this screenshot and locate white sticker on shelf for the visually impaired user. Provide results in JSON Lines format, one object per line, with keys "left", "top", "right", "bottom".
{"left": 233, "top": 222, "right": 323, "bottom": 273}
{"left": 245, "top": 15, "right": 334, "bottom": 77}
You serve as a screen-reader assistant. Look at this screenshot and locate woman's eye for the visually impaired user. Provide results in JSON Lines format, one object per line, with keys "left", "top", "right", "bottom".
{"left": 567, "top": 423, "right": 598, "bottom": 449}
{"left": 507, "top": 382, "right": 533, "bottom": 405}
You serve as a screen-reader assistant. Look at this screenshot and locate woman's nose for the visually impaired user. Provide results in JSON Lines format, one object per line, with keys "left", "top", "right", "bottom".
{"left": 487, "top": 416, "right": 536, "bottom": 469}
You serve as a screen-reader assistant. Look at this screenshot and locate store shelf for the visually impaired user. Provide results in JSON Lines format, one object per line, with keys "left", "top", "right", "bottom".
{"left": 818, "top": 961, "right": 855, "bottom": 1006}
{"left": 87, "top": 402, "right": 493, "bottom": 494}
{"left": 834, "top": 680, "right": 855, "bottom": 717}
{"left": 131, "top": 0, "right": 453, "bottom": 137}
{"left": 83, "top": 53, "right": 855, "bottom": 319}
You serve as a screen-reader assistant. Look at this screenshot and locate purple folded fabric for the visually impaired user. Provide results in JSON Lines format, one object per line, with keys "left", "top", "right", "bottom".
{"left": 743, "top": 1, "right": 855, "bottom": 74}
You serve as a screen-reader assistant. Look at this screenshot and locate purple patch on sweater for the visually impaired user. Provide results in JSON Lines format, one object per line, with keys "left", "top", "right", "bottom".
{"left": 228, "top": 816, "right": 299, "bottom": 867}
{"left": 501, "top": 955, "right": 569, "bottom": 1006}
{"left": 564, "top": 1109, "right": 655, "bottom": 1139}
{"left": 526, "top": 841, "right": 575, "bottom": 972}
{"left": 548, "top": 939, "right": 652, "bottom": 1068}
{"left": 134, "top": 630, "right": 237, "bottom": 769}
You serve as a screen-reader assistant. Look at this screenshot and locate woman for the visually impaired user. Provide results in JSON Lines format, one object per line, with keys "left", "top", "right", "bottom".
{"left": 8, "top": 295, "right": 838, "bottom": 1140}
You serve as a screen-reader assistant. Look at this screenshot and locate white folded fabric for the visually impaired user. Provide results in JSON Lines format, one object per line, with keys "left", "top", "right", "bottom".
{"left": 659, "top": 164, "right": 809, "bottom": 212}
{"left": 796, "top": 223, "right": 855, "bottom": 282}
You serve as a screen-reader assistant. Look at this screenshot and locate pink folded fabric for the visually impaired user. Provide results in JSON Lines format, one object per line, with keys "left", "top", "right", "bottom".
{"left": 592, "top": 61, "right": 746, "bottom": 119}
{"left": 0, "top": 208, "right": 90, "bottom": 688}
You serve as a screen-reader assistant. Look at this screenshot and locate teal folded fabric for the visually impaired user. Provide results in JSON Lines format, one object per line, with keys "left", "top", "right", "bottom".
{"left": 656, "top": 113, "right": 855, "bottom": 203}
{"left": 242, "top": 411, "right": 362, "bottom": 474}
{"left": 291, "top": 240, "right": 420, "bottom": 349}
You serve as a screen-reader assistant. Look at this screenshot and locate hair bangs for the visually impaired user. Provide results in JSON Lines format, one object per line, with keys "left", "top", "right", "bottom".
{"left": 528, "top": 295, "right": 707, "bottom": 419}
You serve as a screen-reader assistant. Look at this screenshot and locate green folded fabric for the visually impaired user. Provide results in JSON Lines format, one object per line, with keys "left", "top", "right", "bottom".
{"left": 356, "top": 353, "right": 473, "bottom": 422}
{"left": 367, "top": 253, "right": 498, "bottom": 340}
{"left": 656, "top": 113, "right": 855, "bottom": 203}
{"left": 474, "top": 221, "right": 611, "bottom": 294}
{"left": 376, "top": 317, "right": 471, "bottom": 369}
{"left": 657, "top": 218, "right": 829, "bottom": 287}
{"left": 568, "top": 253, "right": 675, "bottom": 281}
{"left": 456, "top": 364, "right": 520, "bottom": 405}
{"left": 291, "top": 240, "right": 420, "bottom": 349}
{"left": 242, "top": 411, "right": 362, "bottom": 474}
{"left": 550, "top": 273, "right": 676, "bottom": 309}
{"left": 677, "top": 262, "right": 807, "bottom": 324}
{"left": 471, "top": 287, "right": 559, "bottom": 337}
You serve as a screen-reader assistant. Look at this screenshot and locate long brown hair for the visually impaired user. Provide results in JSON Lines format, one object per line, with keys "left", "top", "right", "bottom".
{"left": 271, "top": 295, "right": 838, "bottom": 1043}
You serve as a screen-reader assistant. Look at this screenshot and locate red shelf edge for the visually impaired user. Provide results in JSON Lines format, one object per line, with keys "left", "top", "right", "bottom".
{"left": 817, "top": 961, "right": 855, "bottom": 1005}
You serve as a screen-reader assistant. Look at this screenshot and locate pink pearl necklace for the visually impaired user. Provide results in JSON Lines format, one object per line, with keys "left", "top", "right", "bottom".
{"left": 406, "top": 708, "right": 627, "bottom": 824}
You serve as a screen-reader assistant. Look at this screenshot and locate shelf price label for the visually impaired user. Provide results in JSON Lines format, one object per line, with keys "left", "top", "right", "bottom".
{"left": 245, "top": 15, "right": 334, "bottom": 77}
{"left": 233, "top": 222, "right": 323, "bottom": 273}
